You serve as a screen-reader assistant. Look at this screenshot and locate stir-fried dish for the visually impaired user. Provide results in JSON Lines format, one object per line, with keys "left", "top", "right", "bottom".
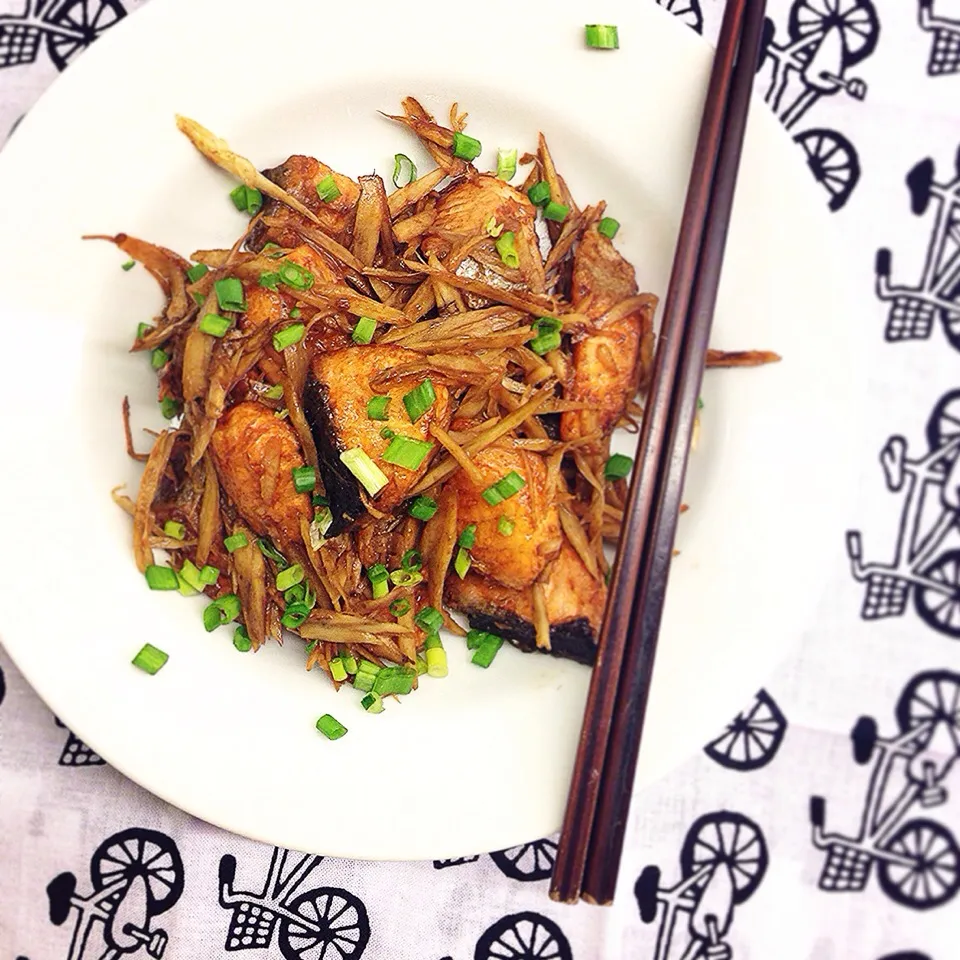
{"left": 106, "top": 98, "right": 778, "bottom": 712}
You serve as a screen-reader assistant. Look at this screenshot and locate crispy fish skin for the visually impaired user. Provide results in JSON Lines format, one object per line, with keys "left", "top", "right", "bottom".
{"left": 304, "top": 345, "right": 451, "bottom": 534}
{"left": 209, "top": 400, "right": 311, "bottom": 548}
{"left": 445, "top": 543, "right": 606, "bottom": 664}
{"left": 446, "top": 442, "right": 560, "bottom": 590}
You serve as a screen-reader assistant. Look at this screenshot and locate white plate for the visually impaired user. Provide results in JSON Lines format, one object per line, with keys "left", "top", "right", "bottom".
{"left": 0, "top": 0, "right": 860, "bottom": 859}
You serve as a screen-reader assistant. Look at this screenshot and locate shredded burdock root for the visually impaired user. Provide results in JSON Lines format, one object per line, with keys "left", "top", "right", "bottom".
{"left": 108, "top": 97, "right": 779, "bottom": 706}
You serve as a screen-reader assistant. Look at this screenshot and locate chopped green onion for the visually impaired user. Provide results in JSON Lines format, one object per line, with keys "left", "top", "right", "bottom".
{"left": 425, "top": 644, "right": 448, "bottom": 678}
{"left": 366, "top": 395, "right": 390, "bottom": 421}
{"left": 472, "top": 634, "right": 504, "bottom": 668}
{"left": 342, "top": 652, "right": 358, "bottom": 674}
{"left": 454, "top": 547, "right": 472, "bottom": 579}
{"left": 416, "top": 654, "right": 428, "bottom": 676}
{"left": 482, "top": 470, "right": 526, "bottom": 505}
{"left": 330, "top": 657, "right": 348, "bottom": 682}
{"left": 291, "top": 465, "right": 316, "bottom": 493}
{"left": 367, "top": 563, "right": 389, "bottom": 600}
{"left": 257, "top": 538, "right": 287, "bottom": 566}
{"left": 352, "top": 316, "right": 377, "bottom": 344}
{"left": 389, "top": 597, "right": 411, "bottom": 617}
{"left": 604, "top": 453, "right": 634, "bottom": 480}
{"left": 534, "top": 316, "right": 562, "bottom": 334}
{"left": 160, "top": 397, "right": 181, "bottom": 420}
{"left": 361, "top": 691, "right": 385, "bottom": 713}
{"left": 495, "top": 147, "right": 518, "bottom": 181}
{"left": 382, "top": 435, "right": 433, "bottom": 471}
{"left": 276, "top": 564, "right": 305, "bottom": 592}
{"left": 423, "top": 633, "right": 443, "bottom": 650}
{"left": 186, "top": 262, "right": 209, "bottom": 283}
{"left": 316, "top": 174, "right": 341, "bottom": 202}
{"left": 200, "top": 565, "right": 220, "bottom": 585}
{"left": 289, "top": 307, "right": 301, "bottom": 319}
{"left": 214, "top": 277, "right": 245, "bottom": 312}
{"left": 281, "top": 602, "right": 310, "bottom": 629}
{"left": 380, "top": 427, "right": 396, "bottom": 440}
{"left": 389, "top": 569, "right": 423, "bottom": 587}
{"left": 458, "top": 524, "right": 477, "bottom": 549}
{"left": 132, "top": 643, "right": 167, "bottom": 674}
{"left": 312, "top": 493, "right": 329, "bottom": 507}
{"left": 408, "top": 495, "right": 438, "bottom": 520}
{"left": 698, "top": 396, "right": 705, "bottom": 410}
{"left": 485, "top": 215, "right": 504, "bottom": 238}
{"left": 497, "top": 515, "right": 515, "bottom": 536}
{"left": 175, "top": 570, "right": 198, "bottom": 597}
{"left": 233, "top": 626, "right": 252, "bottom": 652}
{"left": 354, "top": 659, "right": 380, "bottom": 692}
{"left": 229, "top": 183, "right": 263, "bottom": 215}
{"left": 303, "top": 583, "right": 317, "bottom": 611}
{"left": 192, "top": 291, "right": 205, "bottom": 305}
{"left": 392, "top": 153, "right": 417, "bottom": 188}
{"left": 200, "top": 313, "right": 232, "bottom": 337}
{"left": 261, "top": 242, "right": 286, "bottom": 258}
{"left": 224, "top": 532, "right": 248, "bottom": 553}
{"left": 372, "top": 665, "right": 416, "bottom": 696}
{"left": 585, "top": 23, "right": 619, "bottom": 48}
{"left": 284, "top": 584, "right": 306, "bottom": 605}
{"left": 163, "top": 519, "right": 185, "bottom": 540}
{"left": 151, "top": 348, "right": 169, "bottom": 370}
{"left": 144, "top": 564, "right": 179, "bottom": 591}
{"left": 452, "top": 131, "right": 482, "bottom": 161}
{"left": 340, "top": 447, "right": 389, "bottom": 495}
{"left": 178, "top": 558, "right": 204, "bottom": 593}
{"left": 467, "top": 629, "right": 491, "bottom": 650}
{"left": 278, "top": 261, "right": 315, "bottom": 291}
{"left": 543, "top": 201, "right": 570, "bottom": 222}
{"left": 527, "top": 181, "right": 551, "bottom": 206}
{"left": 316, "top": 713, "right": 348, "bottom": 740}
{"left": 259, "top": 271, "right": 281, "bottom": 291}
{"left": 137, "top": 322, "right": 153, "bottom": 339}
{"left": 402, "top": 379, "right": 436, "bottom": 423}
{"left": 598, "top": 217, "right": 620, "bottom": 239}
{"left": 272, "top": 323, "right": 305, "bottom": 351}
{"left": 312, "top": 505, "right": 333, "bottom": 538}
{"left": 400, "top": 549, "right": 422, "bottom": 572}
{"left": 264, "top": 383, "right": 284, "bottom": 400}
{"left": 495, "top": 231, "right": 520, "bottom": 269}
{"left": 121, "top": 259, "right": 136, "bottom": 271}
{"left": 203, "top": 594, "right": 241, "bottom": 631}
{"left": 529, "top": 329, "right": 561, "bottom": 355}
{"left": 414, "top": 606, "right": 443, "bottom": 634}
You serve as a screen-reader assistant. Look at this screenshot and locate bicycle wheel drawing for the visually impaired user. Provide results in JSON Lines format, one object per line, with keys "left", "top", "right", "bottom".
{"left": 278, "top": 887, "right": 370, "bottom": 960}
{"left": 787, "top": 0, "right": 880, "bottom": 67}
{"left": 434, "top": 855, "right": 480, "bottom": 869}
{"left": 895, "top": 670, "right": 960, "bottom": 751}
{"left": 679, "top": 812, "right": 768, "bottom": 905}
{"left": 914, "top": 551, "right": 960, "bottom": 637}
{"left": 45, "top": 0, "right": 127, "bottom": 72}
{"left": 794, "top": 128, "right": 860, "bottom": 211}
{"left": 474, "top": 912, "right": 572, "bottom": 960}
{"left": 656, "top": 0, "right": 703, "bottom": 33}
{"left": 0, "top": 663, "right": 5, "bottom": 707}
{"left": 703, "top": 688, "right": 787, "bottom": 771}
{"left": 90, "top": 828, "right": 184, "bottom": 914}
{"left": 926, "top": 390, "right": 960, "bottom": 457}
{"left": 490, "top": 839, "right": 558, "bottom": 882}
{"left": 876, "top": 818, "right": 960, "bottom": 909}
{"left": 879, "top": 953, "right": 932, "bottom": 960}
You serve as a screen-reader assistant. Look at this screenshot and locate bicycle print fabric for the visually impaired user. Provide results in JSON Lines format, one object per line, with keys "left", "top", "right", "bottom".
{"left": 2, "top": 1, "right": 960, "bottom": 958}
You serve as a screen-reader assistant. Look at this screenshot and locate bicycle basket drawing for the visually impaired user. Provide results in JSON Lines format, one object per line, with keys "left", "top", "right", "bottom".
{"left": 704, "top": 689, "right": 787, "bottom": 771}
{"left": 55, "top": 717, "right": 104, "bottom": 766}
{"left": 818, "top": 843, "right": 874, "bottom": 891}
{"left": 920, "top": 0, "right": 960, "bottom": 76}
{"left": 474, "top": 912, "right": 573, "bottom": 960}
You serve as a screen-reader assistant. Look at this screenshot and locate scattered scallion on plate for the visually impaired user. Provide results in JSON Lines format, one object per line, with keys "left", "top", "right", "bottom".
{"left": 132, "top": 643, "right": 168, "bottom": 674}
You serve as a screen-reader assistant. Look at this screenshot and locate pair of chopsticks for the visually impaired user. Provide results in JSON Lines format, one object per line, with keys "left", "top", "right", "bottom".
{"left": 550, "top": 0, "right": 769, "bottom": 906}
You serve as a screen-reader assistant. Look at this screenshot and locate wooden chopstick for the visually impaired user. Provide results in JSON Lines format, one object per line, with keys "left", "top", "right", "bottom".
{"left": 549, "top": 0, "right": 768, "bottom": 906}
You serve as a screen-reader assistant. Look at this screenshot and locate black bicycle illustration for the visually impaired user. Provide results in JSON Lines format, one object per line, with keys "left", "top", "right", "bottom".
{"left": 876, "top": 148, "right": 960, "bottom": 347}
{"left": 474, "top": 912, "right": 573, "bottom": 960}
{"left": 810, "top": 670, "right": 960, "bottom": 910}
{"left": 635, "top": 811, "right": 769, "bottom": 960}
{"left": 656, "top": 0, "right": 704, "bottom": 34}
{"left": 0, "top": 0, "right": 126, "bottom": 72}
{"left": 847, "top": 389, "right": 960, "bottom": 637}
{"left": 919, "top": 0, "right": 960, "bottom": 76}
{"left": 0, "top": 662, "right": 6, "bottom": 707}
{"left": 756, "top": 0, "right": 879, "bottom": 211}
{"left": 880, "top": 953, "right": 933, "bottom": 960}
{"left": 45, "top": 828, "right": 184, "bottom": 960}
{"left": 435, "top": 836, "right": 558, "bottom": 882}
{"left": 55, "top": 716, "right": 105, "bottom": 766}
{"left": 703, "top": 689, "right": 787, "bottom": 772}
{"left": 218, "top": 846, "right": 370, "bottom": 958}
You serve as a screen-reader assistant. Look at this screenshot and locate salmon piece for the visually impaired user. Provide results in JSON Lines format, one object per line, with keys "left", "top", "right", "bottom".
{"left": 445, "top": 543, "right": 606, "bottom": 664}
{"left": 303, "top": 345, "right": 451, "bottom": 534}
{"left": 446, "top": 443, "right": 560, "bottom": 590}
{"left": 210, "top": 401, "right": 312, "bottom": 548}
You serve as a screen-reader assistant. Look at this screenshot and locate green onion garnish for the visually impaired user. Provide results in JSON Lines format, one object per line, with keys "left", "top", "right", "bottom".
{"left": 261, "top": 242, "right": 285, "bottom": 258}
{"left": 264, "top": 383, "right": 284, "bottom": 400}
{"left": 121, "top": 259, "right": 136, "bottom": 271}
{"left": 192, "top": 292, "right": 205, "bottom": 305}
{"left": 272, "top": 323, "right": 305, "bottom": 351}
{"left": 276, "top": 564, "right": 305, "bottom": 592}
{"left": 604, "top": 453, "right": 634, "bottom": 480}
{"left": 150, "top": 348, "right": 169, "bottom": 370}
{"left": 393, "top": 153, "right": 417, "bottom": 188}
{"left": 454, "top": 547, "right": 472, "bottom": 579}
{"left": 132, "top": 643, "right": 168, "bottom": 674}
{"left": 472, "top": 633, "right": 504, "bottom": 668}
{"left": 289, "top": 307, "right": 301, "bottom": 319}
{"left": 481, "top": 470, "right": 526, "bottom": 505}
{"left": 367, "top": 563, "right": 389, "bottom": 600}
{"left": 233, "top": 626, "right": 252, "bottom": 652}
{"left": 144, "top": 565, "right": 178, "bottom": 591}
{"left": 312, "top": 493, "right": 329, "bottom": 507}
{"left": 543, "top": 201, "right": 569, "bottom": 222}
{"left": 416, "top": 654, "right": 428, "bottom": 676}
{"left": 284, "top": 584, "right": 307, "bottom": 605}
{"left": 340, "top": 447, "right": 389, "bottom": 495}
{"left": 160, "top": 396, "right": 181, "bottom": 420}
{"left": 281, "top": 602, "right": 310, "bottom": 629}
{"left": 598, "top": 217, "right": 620, "bottom": 239}
{"left": 178, "top": 559, "right": 204, "bottom": 593}
{"left": 200, "top": 313, "right": 232, "bottom": 338}
{"left": 585, "top": 23, "right": 619, "bottom": 48}
{"left": 186, "top": 262, "right": 209, "bottom": 283}
{"left": 389, "top": 597, "right": 411, "bottom": 617}
{"left": 495, "top": 231, "right": 520, "bottom": 269}
{"left": 372, "top": 665, "right": 417, "bottom": 696}
{"left": 380, "top": 427, "right": 396, "bottom": 440}
{"left": 229, "top": 183, "right": 263, "bottom": 215}
{"left": 352, "top": 316, "right": 377, "bottom": 344}
{"left": 367, "top": 395, "right": 390, "bottom": 421}
{"left": 495, "top": 147, "right": 518, "bottom": 181}
{"left": 497, "top": 515, "right": 515, "bottom": 536}
{"left": 214, "top": 277, "right": 245, "bottom": 312}
{"left": 137, "top": 322, "right": 153, "bottom": 339}
{"left": 224, "top": 532, "right": 249, "bottom": 553}
{"left": 200, "top": 565, "right": 220, "bottom": 585}
{"left": 400, "top": 549, "right": 422, "bottom": 572}
{"left": 458, "top": 524, "right": 477, "bottom": 549}
{"left": 529, "top": 329, "right": 561, "bottom": 355}
{"left": 342, "top": 652, "right": 358, "bottom": 674}
{"left": 527, "top": 181, "right": 550, "bottom": 206}
{"left": 316, "top": 713, "right": 348, "bottom": 739}
{"left": 163, "top": 519, "right": 186, "bottom": 540}
{"left": 402, "top": 379, "right": 436, "bottom": 423}
{"left": 389, "top": 569, "right": 423, "bottom": 587}
{"left": 424, "top": 634, "right": 448, "bottom": 678}
{"left": 698, "top": 396, "right": 705, "bottom": 410}
{"left": 278, "top": 261, "right": 315, "bottom": 291}
{"left": 535, "top": 316, "right": 562, "bottom": 334}
{"left": 414, "top": 606, "right": 443, "bottom": 634}
{"left": 382, "top": 435, "right": 433, "bottom": 471}
{"left": 316, "top": 174, "right": 341, "bottom": 202}
{"left": 259, "top": 271, "right": 281, "bottom": 291}
{"left": 203, "top": 594, "right": 241, "bottom": 632}
{"left": 257, "top": 538, "right": 287, "bottom": 565}
{"left": 330, "top": 657, "right": 348, "bottom": 682}
{"left": 467, "top": 629, "right": 491, "bottom": 650}
{"left": 291, "top": 465, "right": 316, "bottom": 493}
{"left": 361, "top": 691, "right": 385, "bottom": 713}
{"left": 408, "top": 495, "right": 438, "bottom": 521}
{"left": 354, "top": 659, "right": 380, "bottom": 693}
{"left": 452, "top": 131, "right": 482, "bottom": 161}
{"left": 485, "top": 216, "right": 504, "bottom": 238}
